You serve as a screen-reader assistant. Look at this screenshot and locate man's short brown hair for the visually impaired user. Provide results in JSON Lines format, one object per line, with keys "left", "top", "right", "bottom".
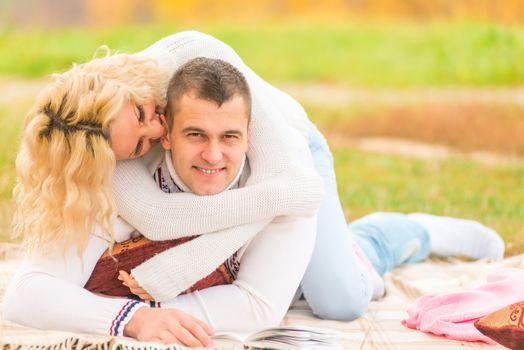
{"left": 165, "top": 57, "right": 251, "bottom": 129}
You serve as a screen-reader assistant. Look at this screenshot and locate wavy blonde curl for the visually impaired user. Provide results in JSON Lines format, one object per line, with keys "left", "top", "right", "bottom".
{"left": 12, "top": 49, "right": 169, "bottom": 255}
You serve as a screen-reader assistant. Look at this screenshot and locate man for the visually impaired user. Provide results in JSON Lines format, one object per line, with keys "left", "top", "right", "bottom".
{"left": 119, "top": 57, "right": 318, "bottom": 345}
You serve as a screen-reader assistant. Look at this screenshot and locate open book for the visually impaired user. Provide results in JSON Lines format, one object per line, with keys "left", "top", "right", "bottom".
{"left": 211, "top": 325, "right": 343, "bottom": 350}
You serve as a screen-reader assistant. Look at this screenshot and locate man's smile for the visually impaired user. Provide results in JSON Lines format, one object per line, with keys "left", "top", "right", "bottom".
{"left": 193, "top": 166, "right": 226, "bottom": 175}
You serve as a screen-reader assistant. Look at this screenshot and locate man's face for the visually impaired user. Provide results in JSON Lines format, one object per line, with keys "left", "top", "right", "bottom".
{"left": 161, "top": 92, "right": 249, "bottom": 196}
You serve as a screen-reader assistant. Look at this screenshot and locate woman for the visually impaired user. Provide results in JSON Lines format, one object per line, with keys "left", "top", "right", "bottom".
{"left": 4, "top": 31, "right": 504, "bottom": 347}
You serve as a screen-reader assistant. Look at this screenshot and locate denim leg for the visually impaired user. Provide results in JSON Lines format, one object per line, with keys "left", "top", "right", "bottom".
{"left": 300, "top": 122, "right": 373, "bottom": 321}
{"left": 350, "top": 212, "right": 431, "bottom": 276}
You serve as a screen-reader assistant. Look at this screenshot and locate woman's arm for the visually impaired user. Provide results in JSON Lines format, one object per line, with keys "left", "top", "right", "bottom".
{"left": 113, "top": 159, "right": 322, "bottom": 239}
{"left": 114, "top": 30, "right": 323, "bottom": 240}
{"left": 130, "top": 215, "right": 317, "bottom": 332}
{"left": 2, "top": 234, "right": 146, "bottom": 336}
{"left": 3, "top": 215, "right": 315, "bottom": 338}
{"left": 2, "top": 232, "right": 213, "bottom": 346}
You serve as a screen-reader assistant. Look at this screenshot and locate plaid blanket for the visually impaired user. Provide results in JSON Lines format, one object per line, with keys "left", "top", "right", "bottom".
{"left": 2, "top": 242, "right": 520, "bottom": 349}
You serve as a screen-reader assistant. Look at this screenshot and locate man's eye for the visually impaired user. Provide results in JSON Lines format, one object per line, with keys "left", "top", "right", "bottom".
{"left": 188, "top": 133, "right": 202, "bottom": 138}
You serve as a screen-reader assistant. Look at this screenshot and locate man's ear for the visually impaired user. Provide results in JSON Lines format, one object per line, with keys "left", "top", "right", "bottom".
{"left": 159, "top": 115, "right": 171, "bottom": 150}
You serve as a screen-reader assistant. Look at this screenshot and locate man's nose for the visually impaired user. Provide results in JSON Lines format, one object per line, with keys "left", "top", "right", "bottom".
{"left": 201, "top": 141, "right": 223, "bottom": 164}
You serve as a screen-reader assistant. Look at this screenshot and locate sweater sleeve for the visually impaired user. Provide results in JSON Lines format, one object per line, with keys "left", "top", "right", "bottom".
{"left": 158, "top": 215, "right": 317, "bottom": 332}
{"left": 113, "top": 30, "right": 323, "bottom": 239}
{"left": 131, "top": 220, "right": 268, "bottom": 300}
{"left": 2, "top": 232, "right": 148, "bottom": 337}
{"left": 113, "top": 159, "right": 322, "bottom": 238}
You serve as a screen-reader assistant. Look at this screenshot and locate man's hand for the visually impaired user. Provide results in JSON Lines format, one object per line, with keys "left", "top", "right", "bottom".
{"left": 124, "top": 306, "right": 215, "bottom": 347}
{"left": 119, "top": 270, "right": 154, "bottom": 301}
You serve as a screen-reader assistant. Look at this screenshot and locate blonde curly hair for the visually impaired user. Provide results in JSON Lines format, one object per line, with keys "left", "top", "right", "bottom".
{"left": 12, "top": 50, "right": 169, "bottom": 254}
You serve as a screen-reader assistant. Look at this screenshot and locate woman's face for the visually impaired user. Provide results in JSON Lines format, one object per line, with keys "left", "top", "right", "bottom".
{"left": 110, "top": 101, "right": 166, "bottom": 160}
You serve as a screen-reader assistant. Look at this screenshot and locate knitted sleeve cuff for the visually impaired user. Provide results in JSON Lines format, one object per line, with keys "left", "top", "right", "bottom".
{"left": 109, "top": 300, "right": 148, "bottom": 336}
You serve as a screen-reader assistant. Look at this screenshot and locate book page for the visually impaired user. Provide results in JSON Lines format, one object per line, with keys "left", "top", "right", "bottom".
{"left": 211, "top": 331, "right": 249, "bottom": 349}
{"left": 212, "top": 325, "right": 343, "bottom": 349}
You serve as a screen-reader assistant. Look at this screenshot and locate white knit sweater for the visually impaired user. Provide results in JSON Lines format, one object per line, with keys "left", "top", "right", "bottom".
{"left": 113, "top": 31, "right": 324, "bottom": 300}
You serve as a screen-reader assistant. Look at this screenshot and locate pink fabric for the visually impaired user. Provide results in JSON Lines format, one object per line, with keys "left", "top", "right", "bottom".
{"left": 402, "top": 268, "right": 524, "bottom": 344}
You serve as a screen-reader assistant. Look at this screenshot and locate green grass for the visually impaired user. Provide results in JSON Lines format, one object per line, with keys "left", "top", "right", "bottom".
{"left": 332, "top": 148, "right": 524, "bottom": 255}
{"left": 0, "top": 105, "right": 24, "bottom": 200}
{"left": 1, "top": 20, "right": 524, "bottom": 86}
{"left": 307, "top": 101, "right": 524, "bottom": 157}
{"left": 0, "top": 19, "right": 523, "bottom": 251}
{"left": 0, "top": 107, "right": 19, "bottom": 242}
{"left": 0, "top": 93, "right": 33, "bottom": 243}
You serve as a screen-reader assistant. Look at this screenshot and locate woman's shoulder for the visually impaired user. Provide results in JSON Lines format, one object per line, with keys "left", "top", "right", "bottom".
{"left": 136, "top": 30, "right": 232, "bottom": 71}
{"left": 148, "top": 30, "right": 219, "bottom": 50}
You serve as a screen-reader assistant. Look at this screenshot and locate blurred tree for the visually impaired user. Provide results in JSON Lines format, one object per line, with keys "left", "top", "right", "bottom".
{"left": 86, "top": 0, "right": 149, "bottom": 26}
{"left": 3, "top": 0, "right": 524, "bottom": 28}
{"left": 7, "top": 0, "right": 86, "bottom": 27}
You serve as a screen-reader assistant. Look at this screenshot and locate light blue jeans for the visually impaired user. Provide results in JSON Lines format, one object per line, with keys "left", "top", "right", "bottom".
{"left": 299, "top": 122, "right": 430, "bottom": 321}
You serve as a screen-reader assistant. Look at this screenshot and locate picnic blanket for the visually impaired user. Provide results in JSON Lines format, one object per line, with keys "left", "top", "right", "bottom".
{"left": 1, "top": 242, "right": 522, "bottom": 350}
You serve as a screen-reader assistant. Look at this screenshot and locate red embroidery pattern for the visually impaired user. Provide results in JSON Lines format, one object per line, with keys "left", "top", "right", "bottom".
{"left": 508, "top": 301, "right": 524, "bottom": 328}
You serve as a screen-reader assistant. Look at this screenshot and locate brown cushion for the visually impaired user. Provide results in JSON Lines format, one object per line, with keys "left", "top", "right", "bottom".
{"left": 474, "top": 300, "right": 524, "bottom": 350}
{"left": 84, "top": 235, "right": 238, "bottom": 298}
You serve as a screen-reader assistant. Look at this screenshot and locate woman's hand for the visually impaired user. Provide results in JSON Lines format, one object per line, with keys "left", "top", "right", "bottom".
{"left": 119, "top": 270, "right": 154, "bottom": 301}
{"left": 124, "top": 306, "right": 215, "bottom": 347}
